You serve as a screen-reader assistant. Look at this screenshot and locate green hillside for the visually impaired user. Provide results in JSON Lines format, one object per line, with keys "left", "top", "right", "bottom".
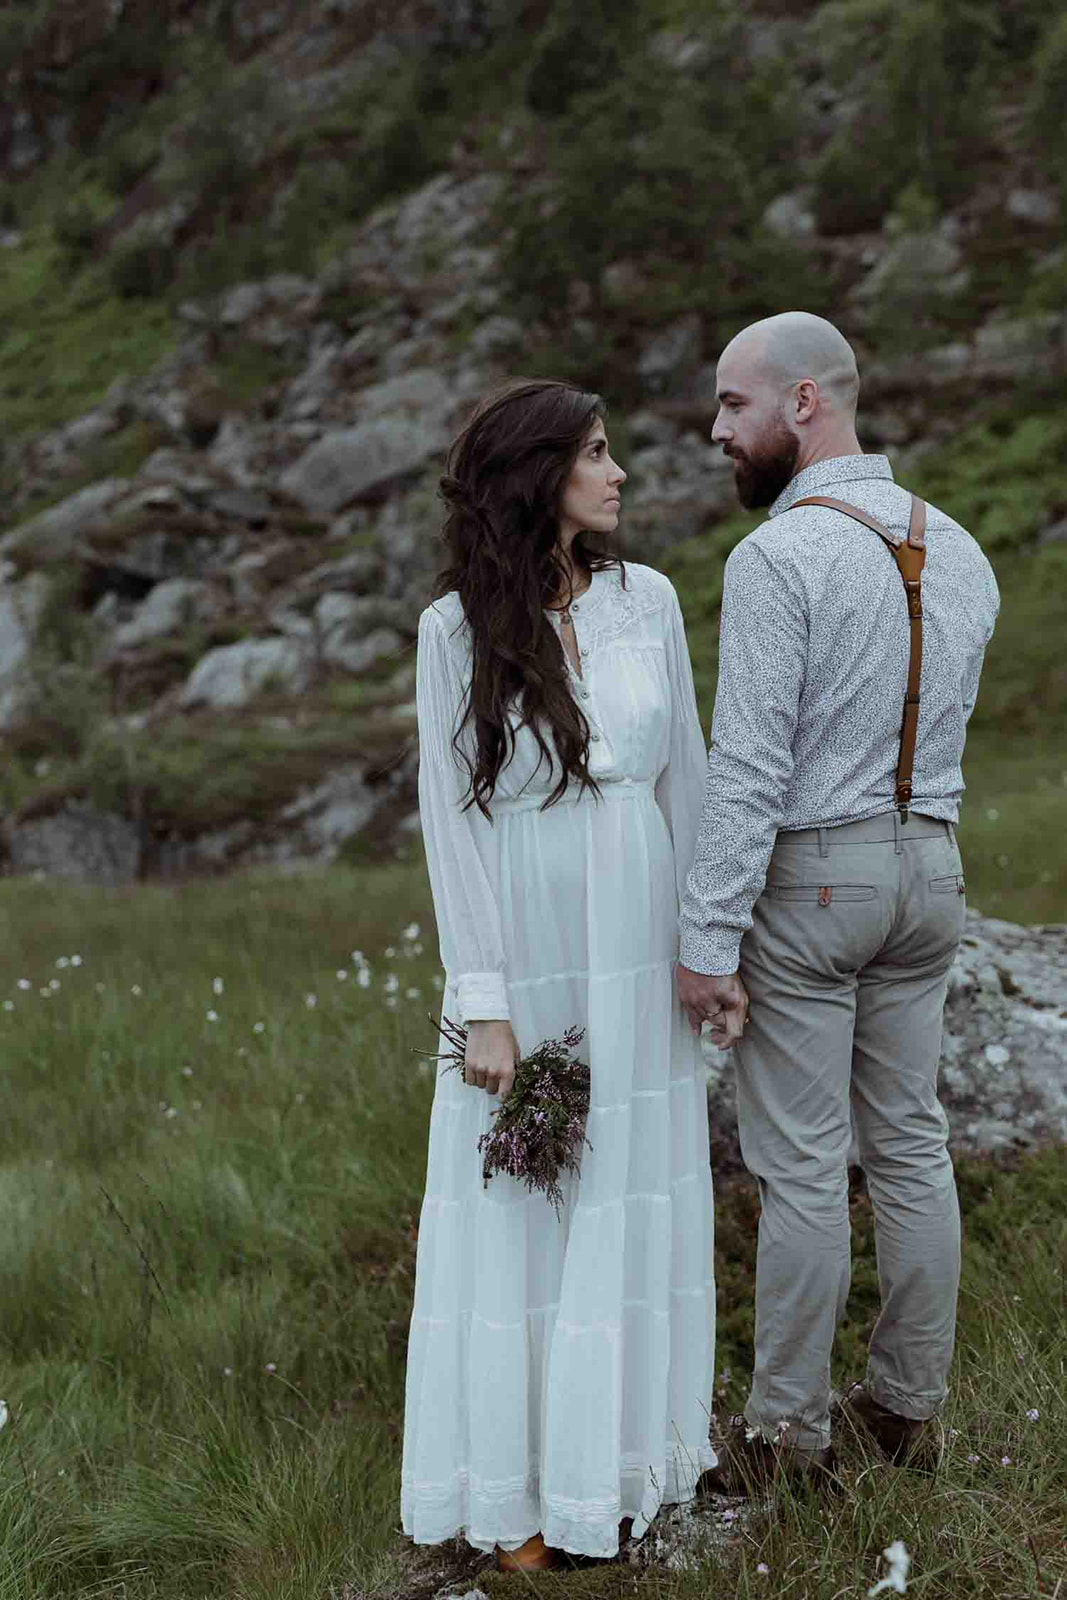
{"left": 0, "top": 0, "right": 1064, "bottom": 918}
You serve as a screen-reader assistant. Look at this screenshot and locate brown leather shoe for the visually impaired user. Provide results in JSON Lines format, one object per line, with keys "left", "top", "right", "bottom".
{"left": 697, "top": 1414, "right": 842, "bottom": 1498}
{"left": 495, "top": 1533, "right": 558, "bottom": 1572}
{"left": 833, "top": 1384, "right": 944, "bottom": 1472}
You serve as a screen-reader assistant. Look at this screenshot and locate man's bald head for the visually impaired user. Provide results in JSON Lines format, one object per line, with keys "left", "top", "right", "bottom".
{"left": 712, "top": 313, "right": 863, "bottom": 509}
{"left": 721, "top": 312, "right": 860, "bottom": 418}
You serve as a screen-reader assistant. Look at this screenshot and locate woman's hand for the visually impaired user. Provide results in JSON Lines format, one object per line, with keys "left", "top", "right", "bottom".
{"left": 464, "top": 1020, "right": 519, "bottom": 1098}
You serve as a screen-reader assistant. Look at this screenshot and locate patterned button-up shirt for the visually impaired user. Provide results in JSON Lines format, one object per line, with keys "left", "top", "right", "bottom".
{"left": 679, "top": 453, "right": 1000, "bottom": 976}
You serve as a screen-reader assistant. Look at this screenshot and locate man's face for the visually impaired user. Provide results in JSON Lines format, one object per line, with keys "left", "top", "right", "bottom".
{"left": 711, "top": 346, "right": 800, "bottom": 510}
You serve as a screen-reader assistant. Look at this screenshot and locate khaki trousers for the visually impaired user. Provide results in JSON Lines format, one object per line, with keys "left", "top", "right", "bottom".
{"left": 735, "top": 810, "right": 965, "bottom": 1452}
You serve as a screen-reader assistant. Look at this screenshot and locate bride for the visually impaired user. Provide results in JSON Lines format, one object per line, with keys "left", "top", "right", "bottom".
{"left": 401, "top": 379, "right": 717, "bottom": 1570}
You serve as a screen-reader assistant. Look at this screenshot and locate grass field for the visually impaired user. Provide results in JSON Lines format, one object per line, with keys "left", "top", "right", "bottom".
{"left": 0, "top": 866, "right": 1063, "bottom": 1600}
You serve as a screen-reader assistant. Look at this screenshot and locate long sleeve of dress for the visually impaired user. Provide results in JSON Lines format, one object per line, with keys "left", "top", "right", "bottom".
{"left": 679, "top": 539, "right": 806, "bottom": 976}
{"left": 654, "top": 583, "right": 711, "bottom": 913}
{"left": 416, "top": 605, "right": 511, "bottom": 1024}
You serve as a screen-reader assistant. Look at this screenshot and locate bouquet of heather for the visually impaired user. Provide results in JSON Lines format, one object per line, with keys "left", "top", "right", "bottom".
{"left": 428, "top": 1016, "right": 592, "bottom": 1217}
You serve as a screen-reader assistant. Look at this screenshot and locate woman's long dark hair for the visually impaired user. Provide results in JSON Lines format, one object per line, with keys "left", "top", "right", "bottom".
{"left": 434, "top": 379, "right": 624, "bottom": 818}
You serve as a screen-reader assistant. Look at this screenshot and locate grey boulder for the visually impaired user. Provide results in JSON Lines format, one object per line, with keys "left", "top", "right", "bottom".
{"left": 178, "top": 636, "right": 313, "bottom": 710}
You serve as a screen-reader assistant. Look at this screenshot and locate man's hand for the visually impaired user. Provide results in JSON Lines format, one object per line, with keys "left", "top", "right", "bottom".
{"left": 464, "top": 1020, "right": 520, "bottom": 1097}
{"left": 676, "top": 966, "right": 749, "bottom": 1049}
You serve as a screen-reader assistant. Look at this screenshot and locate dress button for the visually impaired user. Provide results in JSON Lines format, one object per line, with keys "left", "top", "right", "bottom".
{"left": 570, "top": 602, "right": 579, "bottom": 613}
{"left": 581, "top": 689, "right": 590, "bottom": 700}
{"left": 590, "top": 732, "right": 601, "bottom": 742}
{"left": 580, "top": 648, "right": 589, "bottom": 658}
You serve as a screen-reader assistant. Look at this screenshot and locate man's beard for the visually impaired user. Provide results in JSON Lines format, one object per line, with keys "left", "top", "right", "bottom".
{"left": 729, "top": 416, "right": 800, "bottom": 510}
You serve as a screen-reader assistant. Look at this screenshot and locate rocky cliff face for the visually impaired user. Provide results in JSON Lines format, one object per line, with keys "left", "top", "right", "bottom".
{"left": 0, "top": 1, "right": 1064, "bottom": 890}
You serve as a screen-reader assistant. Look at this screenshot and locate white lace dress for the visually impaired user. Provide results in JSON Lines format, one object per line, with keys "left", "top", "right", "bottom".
{"left": 401, "top": 562, "right": 717, "bottom": 1559}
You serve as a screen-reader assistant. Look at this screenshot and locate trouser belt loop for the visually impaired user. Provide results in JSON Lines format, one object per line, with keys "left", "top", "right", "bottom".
{"left": 893, "top": 810, "right": 903, "bottom": 856}
{"left": 817, "top": 827, "right": 829, "bottom": 859}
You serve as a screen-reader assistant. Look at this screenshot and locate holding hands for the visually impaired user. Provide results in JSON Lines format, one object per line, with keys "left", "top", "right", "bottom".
{"left": 676, "top": 966, "right": 750, "bottom": 1049}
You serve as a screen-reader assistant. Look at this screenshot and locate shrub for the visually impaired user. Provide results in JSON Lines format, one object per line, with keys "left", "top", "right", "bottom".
{"left": 108, "top": 232, "right": 176, "bottom": 299}
{"left": 498, "top": 18, "right": 814, "bottom": 348}
{"left": 52, "top": 199, "right": 101, "bottom": 273}
{"left": 522, "top": 0, "right": 641, "bottom": 116}
{"left": 177, "top": 63, "right": 275, "bottom": 225}
{"left": 1027, "top": 13, "right": 1067, "bottom": 198}
{"left": 809, "top": 0, "right": 999, "bottom": 232}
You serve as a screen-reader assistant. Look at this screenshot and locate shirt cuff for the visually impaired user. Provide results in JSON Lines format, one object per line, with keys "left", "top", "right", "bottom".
{"left": 455, "top": 972, "right": 511, "bottom": 1024}
{"left": 679, "top": 925, "right": 742, "bottom": 977}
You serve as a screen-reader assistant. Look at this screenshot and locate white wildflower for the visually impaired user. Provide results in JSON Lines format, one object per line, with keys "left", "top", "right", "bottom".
{"left": 265, "top": 1363, "right": 276, "bottom": 1374}
{"left": 406, "top": 987, "right": 421, "bottom": 1001}
{"left": 385, "top": 996, "right": 398, "bottom": 1010}
{"left": 40, "top": 988, "right": 52, "bottom": 998}
{"left": 131, "top": 984, "right": 142, "bottom": 996}
{"left": 17, "top": 979, "right": 30, "bottom": 991}
{"left": 1001, "top": 1455, "right": 1012, "bottom": 1466}
{"left": 206, "top": 1009, "right": 219, "bottom": 1023}
{"left": 336, "top": 969, "right": 348, "bottom": 981}
{"left": 350, "top": 949, "right": 365, "bottom": 965}
{"left": 868, "top": 1540, "right": 910, "bottom": 1597}
{"left": 222, "top": 1367, "right": 233, "bottom": 1377}
{"left": 756, "top": 1564, "right": 770, "bottom": 1576}
{"left": 357, "top": 968, "right": 372, "bottom": 989}
{"left": 165, "top": 1107, "right": 179, "bottom": 1120}
{"left": 384, "top": 946, "right": 396, "bottom": 958}
{"left": 253, "top": 1021, "right": 265, "bottom": 1033}
{"left": 1026, "top": 1408, "right": 1040, "bottom": 1422}
{"left": 403, "top": 922, "right": 421, "bottom": 942}
{"left": 71, "top": 955, "right": 82, "bottom": 967}
{"left": 49, "top": 978, "right": 61, "bottom": 990}
{"left": 384, "top": 974, "right": 399, "bottom": 994}
{"left": 182, "top": 1066, "right": 193, "bottom": 1077}
{"left": 412, "top": 942, "right": 423, "bottom": 955}
{"left": 304, "top": 993, "right": 318, "bottom": 1009}
{"left": 56, "top": 957, "right": 70, "bottom": 969}
{"left": 967, "top": 1453, "right": 980, "bottom": 1464}
{"left": 212, "top": 977, "right": 224, "bottom": 996}
{"left": 2, "top": 1001, "right": 13, "bottom": 1012}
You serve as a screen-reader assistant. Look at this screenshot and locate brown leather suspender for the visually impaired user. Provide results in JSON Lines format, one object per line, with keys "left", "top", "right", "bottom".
{"left": 791, "top": 493, "right": 928, "bottom": 825}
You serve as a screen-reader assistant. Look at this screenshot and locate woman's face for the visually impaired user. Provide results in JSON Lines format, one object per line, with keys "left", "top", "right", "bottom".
{"left": 558, "top": 419, "right": 626, "bottom": 546}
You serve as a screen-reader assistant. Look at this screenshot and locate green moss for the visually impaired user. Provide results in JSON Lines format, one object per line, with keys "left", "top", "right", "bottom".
{"left": 0, "top": 233, "right": 175, "bottom": 440}
{"left": 913, "top": 411, "right": 1067, "bottom": 553}
{"left": 3, "top": 690, "right": 416, "bottom": 841}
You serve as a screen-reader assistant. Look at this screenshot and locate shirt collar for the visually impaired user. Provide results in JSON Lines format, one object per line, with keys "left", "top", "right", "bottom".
{"left": 769, "top": 454, "right": 895, "bottom": 517}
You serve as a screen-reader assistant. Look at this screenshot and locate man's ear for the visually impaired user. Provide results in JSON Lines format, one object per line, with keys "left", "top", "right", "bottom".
{"left": 794, "top": 378, "right": 819, "bottom": 425}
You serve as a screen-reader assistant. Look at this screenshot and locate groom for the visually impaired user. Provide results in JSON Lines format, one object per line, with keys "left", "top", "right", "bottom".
{"left": 677, "top": 312, "right": 999, "bottom": 1485}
